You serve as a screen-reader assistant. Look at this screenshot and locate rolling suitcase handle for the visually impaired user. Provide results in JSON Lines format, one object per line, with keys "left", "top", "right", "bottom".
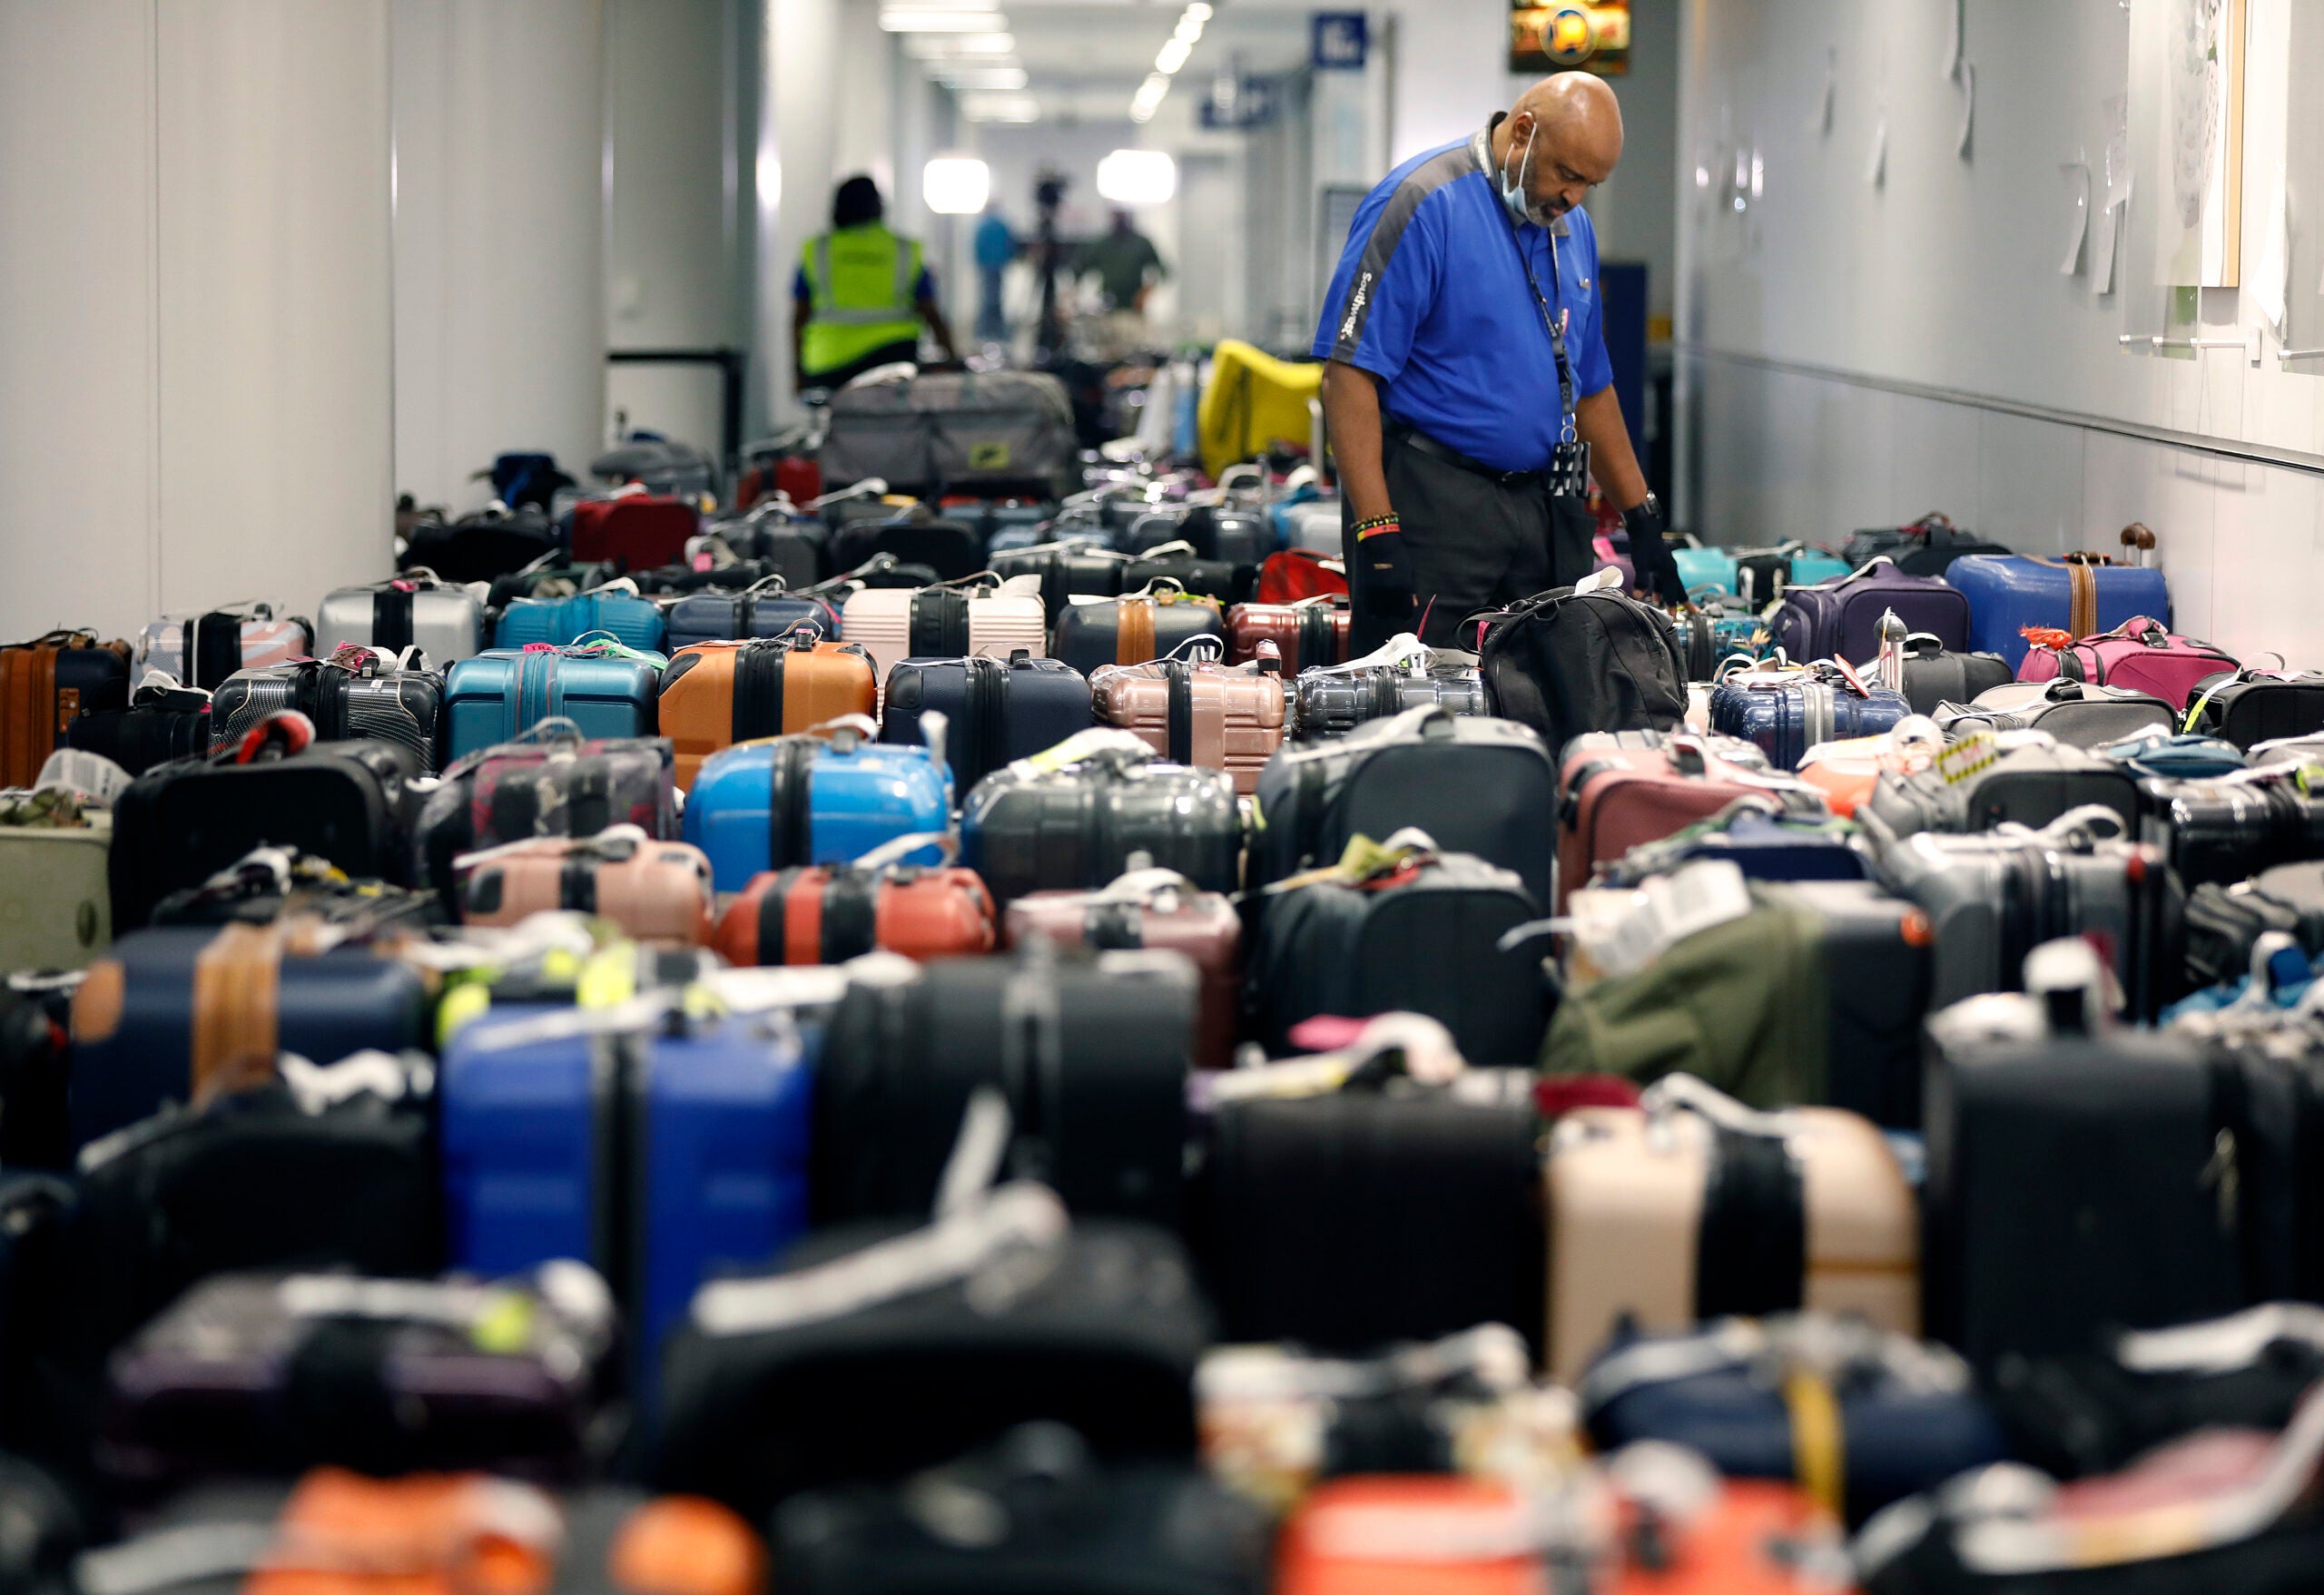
{"left": 844, "top": 830, "right": 960, "bottom": 874}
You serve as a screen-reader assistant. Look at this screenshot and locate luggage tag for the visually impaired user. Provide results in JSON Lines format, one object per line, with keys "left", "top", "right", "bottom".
{"left": 1571, "top": 565, "right": 1625, "bottom": 596}
{"left": 1579, "top": 859, "right": 1756, "bottom": 980}
{"left": 1008, "top": 726, "right": 1158, "bottom": 777}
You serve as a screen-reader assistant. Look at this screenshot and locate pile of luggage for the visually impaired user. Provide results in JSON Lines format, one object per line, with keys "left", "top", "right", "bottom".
{"left": 6, "top": 489, "right": 2324, "bottom": 1594}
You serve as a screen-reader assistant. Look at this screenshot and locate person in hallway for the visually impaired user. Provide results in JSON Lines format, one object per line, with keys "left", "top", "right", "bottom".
{"left": 1315, "top": 73, "right": 1685, "bottom": 655}
{"left": 793, "top": 174, "right": 958, "bottom": 393}
{"left": 973, "top": 204, "right": 1019, "bottom": 346}
{"left": 1074, "top": 210, "right": 1168, "bottom": 357}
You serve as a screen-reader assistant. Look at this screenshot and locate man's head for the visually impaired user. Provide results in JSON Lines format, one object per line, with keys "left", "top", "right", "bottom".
{"left": 1110, "top": 210, "right": 1135, "bottom": 235}
{"left": 832, "top": 174, "right": 885, "bottom": 230}
{"left": 1492, "top": 73, "right": 1623, "bottom": 227}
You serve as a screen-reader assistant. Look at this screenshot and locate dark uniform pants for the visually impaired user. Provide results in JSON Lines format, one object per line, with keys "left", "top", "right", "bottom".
{"left": 1344, "top": 425, "right": 1599, "bottom": 656}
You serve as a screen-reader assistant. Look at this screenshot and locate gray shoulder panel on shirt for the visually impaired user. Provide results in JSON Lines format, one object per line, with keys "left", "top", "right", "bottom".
{"left": 1328, "top": 145, "right": 1477, "bottom": 362}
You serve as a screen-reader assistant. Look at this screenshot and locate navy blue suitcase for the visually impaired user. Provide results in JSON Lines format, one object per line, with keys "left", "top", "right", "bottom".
{"left": 880, "top": 652, "right": 1093, "bottom": 793}
{"left": 67, "top": 927, "right": 430, "bottom": 1151}
{"left": 438, "top": 1003, "right": 815, "bottom": 1403}
{"left": 1596, "top": 806, "right": 1870, "bottom": 887}
{"left": 660, "top": 585, "right": 840, "bottom": 653}
{"left": 1709, "top": 672, "right": 1912, "bottom": 771}
{"left": 682, "top": 717, "right": 952, "bottom": 893}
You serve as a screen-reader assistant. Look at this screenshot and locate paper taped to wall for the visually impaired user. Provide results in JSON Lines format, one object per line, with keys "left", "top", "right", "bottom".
{"left": 2061, "top": 160, "right": 2091, "bottom": 274}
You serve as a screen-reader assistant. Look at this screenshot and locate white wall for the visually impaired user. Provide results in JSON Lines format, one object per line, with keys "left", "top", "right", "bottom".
{"left": 394, "top": 0, "right": 606, "bottom": 513}
{"left": 1677, "top": 0, "right": 2324, "bottom": 662}
{"left": 0, "top": 0, "right": 394, "bottom": 644}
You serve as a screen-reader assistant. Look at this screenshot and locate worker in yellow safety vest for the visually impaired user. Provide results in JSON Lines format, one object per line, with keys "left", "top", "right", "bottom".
{"left": 793, "top": 174, "right": 958, "bottom": 394}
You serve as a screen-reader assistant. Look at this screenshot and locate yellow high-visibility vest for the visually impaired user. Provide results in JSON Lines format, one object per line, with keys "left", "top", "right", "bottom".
{"left": 800, "top": 223, "right": 924, "bottom": 377}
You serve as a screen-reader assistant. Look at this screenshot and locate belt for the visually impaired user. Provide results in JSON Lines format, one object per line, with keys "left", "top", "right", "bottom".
{"left": 1384, "top": 419, "right": 1545, "bottom": 489}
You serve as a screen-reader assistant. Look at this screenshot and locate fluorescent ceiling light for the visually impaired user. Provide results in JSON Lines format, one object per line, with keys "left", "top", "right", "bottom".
{"left": 1097, "top": 148, "right": 1176, "bottom": 207}
{"left": 903, "top": 31, "right": 1017, "bottom": 55}
{"left": 923, "top": 154, "right": 992, "bottom": 215}
{"left": 1185, "top": 2, "right": 1212, "bottom": 18}
{"left": 937, "top": 65, "right": 1029, "bottom": 90}
{"left": 1129, "top": 72, "right": 1170, "bottom": 123}
{"left": 1155, "top": 36, "right": 1192, "bottom": 74}
{"left": 880, "top": 8, "right": 1008, "bottom": 32}
{"left": 961, "top": 92, "right": 1040, "bottom": 123}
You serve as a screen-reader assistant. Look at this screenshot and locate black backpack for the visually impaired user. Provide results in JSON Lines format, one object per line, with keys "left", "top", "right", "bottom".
{"left": 1465, "top": 585, "right": 1687, "bottom": 760}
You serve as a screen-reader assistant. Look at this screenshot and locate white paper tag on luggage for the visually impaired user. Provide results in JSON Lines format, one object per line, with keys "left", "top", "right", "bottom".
{"left": 1588, "top": 861, "right": 1755, "bottom": 979}
{"left": 34, "top": 749, "right": 131, "bottom": 807}
{"left": 1574, "top": 565, "right": 1625, "bottom": 596}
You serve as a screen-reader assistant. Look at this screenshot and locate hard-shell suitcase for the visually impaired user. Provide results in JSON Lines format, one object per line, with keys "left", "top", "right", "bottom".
{"left": 67, "top": 921, "right": 430, "bottom": 1149}
{"left": 410, "top": 725, "right": 677, "bottom": 902}
{"left": 1089, "top": 647, "right": 1287, "bottom": 795}
{"left": 1542, "top": 1077, "right": 1919, "bottom": 1383}
{"left": 656, "top": 636, "right": 877, "bottom": 789}
{"left": 1866, "top": 740, "right": 2143, "bottom": 838}
{"left": 840, "top": 577, "right": 1049, "bottom": 707}
{"left": 1005, "top": 867, "right": 1241, "bottom": 1069}
{"left": 2018, "top": 615, "right": 2238, "bottom": 709}
{"left": 64, "top": 681, "right": 211, "bottom": 776}
{"left": 1889, "top": 635, "right": 2014, "bottom": 716}
{"left": 1150, "top": 504, "right": 1272, "bottom": 567}
{"left": 1671, "top": 543, "right": 1738, "bottom": 596}
{"left": 828, "top": 515, "right": 987, "bottom": 582}
{"left": 486, "top": 555, "right": 613, "bottom": 611}
{"left": 314, "top": 576, "right": 487, "bottom": 665}
{"left": 880, "top": 652, "right": 1093, "bottom": 793}
{"left": 566, "top": 494, "right": 699, "bottom": 572}
{"left": 103, "top": 1262, "right": 613, "bottom": 1482}
{"left": 1121, "top": 549, "right": 1254, "bottom": 607}
{"left": 1709, "top": 667, "right": 1912, "bottom": 772}
{"left": 2142, "top": 768, "right": 2324, "bottom": 890}
{"left": 1202, "top": 1065, "right": 1543, "bottom": 1352}
{"left": 682, "top": 716, "right": 951, "bottom": 893}
{"left": 399, "top": 506, "right": 560, "bottom": 584}
{"left": 109, "top": 727, "right": 420, "bottom": 934}
{"left": 1674, "top": 604, "right": 1772, "bottom": 682}
{"left": 704, "top": 507, "right": 830, "bottom": 589}
{"left": 713, "top": 832, "right": 995, "bottom": 966}
{"left": 1055, "top": 590, "right": 1228, "bottom": 676}
{"left": 987, "top": 539, "right": 1136, "bottom": 623}
{"left": 2182, "top": 860, "right": 2324, "bottom": 991}
{"left": 456, "top": 827, "right": 714, "bottom": 943}
{"left": 1226, "top": 596, "right": 1350, "bottom": 674}
{"left": 1289, "top": 653, "right": 1489, "bottom": 742}
{"left": 1945, "top": 551, "right": 2172, "bottom": 672}
{"left": 493, "top": 586, "right": 667, "bottom": 654}
{"left": 1253, "top": 704, "right": 1558, "bottom": 909}
{"left": 148, "top": 844, "right": 438, "bottom": 936}
{"left": 2184, "top": 669, "right": 2324, "bottom": 750}
{"left": 442, "top": 645, "right": 665, "bottom": 762}
{"left": 960, "top": 734, "right": 1242, "bottom": 906}
{"left": 658, "top": 583, "right": 839, "bottom": 654}
{"left": 1771, "top": 558, "right": 1973, "bottom": 663}
{"left": 1246, "top": 844, "right": 1549, "bottom": 1064}
{"left": 133, "top": 603, "right": 314, "bottom": 691}
{"left": 1932, "top": 676, "right": 2177, "bottom": 748}
{"left": 1581, "top": 1316, "right": 2007, "bottom": 1524}
{"left": 0, "top": 801, "right": 112, "bottom": 973}
{"left": 1732, "top": 544, "right": 1849, "bottom": 608}
{"left": 1, "top": 632, "right": 130, "bottom": 789}
{"left": 1553, "top": 730, "right": 1795, "bottom": 913}
{"left": 210, "top": 654, "right": 445, "bottom": 776}
{"left": 1276, "top": 497, "right": 1342, "bottom": 555}
{"left": 439, "top": 1003, "right": 815, "bottom": 1396}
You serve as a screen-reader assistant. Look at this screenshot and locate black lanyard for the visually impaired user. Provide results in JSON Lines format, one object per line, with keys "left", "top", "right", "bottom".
{"left": 1502, "top": 212, "right": 1578, "bottom": 445}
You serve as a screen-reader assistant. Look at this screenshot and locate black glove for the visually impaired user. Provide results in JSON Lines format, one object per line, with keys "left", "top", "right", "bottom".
{"left": 1355, "top": 520, "right": 1415, "bottom": 620}
{"left": 1623, "top": 495, "right": 1688, "bottom": 606}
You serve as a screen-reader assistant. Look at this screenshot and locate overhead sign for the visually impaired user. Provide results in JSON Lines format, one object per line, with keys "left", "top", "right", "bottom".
{"left": 1200, "top": 74, "right": 1282, "bottom": 130}
{"left": 1511, "top": 1, "right": 1630, "bottom": 76}
{"left": 1311, "top": 13, "right": 1368, "bottom": 72}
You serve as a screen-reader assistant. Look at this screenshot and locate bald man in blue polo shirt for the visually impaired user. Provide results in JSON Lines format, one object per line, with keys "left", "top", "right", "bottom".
{"left": 1317, "top": 74, "right": 1685, "bottom": 654}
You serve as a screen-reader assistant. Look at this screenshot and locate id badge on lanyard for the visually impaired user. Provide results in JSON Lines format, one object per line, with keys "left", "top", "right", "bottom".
{"left": 1506, "top": 216, "right": 1591, "bottom": 497}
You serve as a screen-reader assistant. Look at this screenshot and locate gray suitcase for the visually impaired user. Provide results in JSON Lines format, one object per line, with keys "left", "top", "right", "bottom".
{"left": 316, "top": 576, "right": 487, "bottom": 665}
{"left": 820, "top": 369, "right": 1075, "bottom": 497}
{"left": 1931, "top": 678, "right": 2175, "bottom": 749}
{"left": 1864, "top": 741, "right": 2142, "bottom": 838}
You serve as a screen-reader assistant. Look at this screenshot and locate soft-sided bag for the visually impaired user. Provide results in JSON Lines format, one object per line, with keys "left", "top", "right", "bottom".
{"left": 1770, "top": 557, "right": 1973, "bottom": 663}
{"left": 64, "top": 679, "right": 212, "bottom": 776}
{"left": 1932, "top": 677, "right": 2178, "bottom": 749}
{"left": 1553, "top": 729, "right": 1799, "bottom": 914}
{"left": 1841, "top": 513, "right": 2010, "bottom": 576}
{"left": 682, "top": 714, "right": 951, "bottom": 893}
{"left": 1463, "top": 577, "right": 1688, "bottom": 759}
{"left": 2181, "top": 860, "right": 2324, "bottom": 991}
{"left": 820, "top": 369, "right": 1077, "bottom": 497}
{"left": 2183, "top": 667, "right": 2324, "bottom": 750}
{"left": 712, "top": 832, "right": 995, "bottom": 966}
{"left": 1945, "top": 549, "right": 2171, "bottom": 672}
{"left": 2017, "top": 615, "right": 2239, "bottom": 709}
{"left": 399, "top": 506, "right": 561, "bottom": 584}
{"left": 1888, "top": 633, "right": 2014, "bottom": 716}
{"left": 960, "top": 731, "right": 1243, "bottom": 906}
{"left": 566, "top": 493, "right": 700, "bottom": 572}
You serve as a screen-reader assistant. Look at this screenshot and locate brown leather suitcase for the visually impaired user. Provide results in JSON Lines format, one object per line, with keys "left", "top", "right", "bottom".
{"left": 1226, "top": 596, "right": 1351, "bottom": 674}
{"left": 1542, "top": 1076, "right": 1918, "bottom": 1383}
{"left": 457, "top": 825, "right": 714, "bottom": 944}
{"left": 2, "top": 631, "right": 133, "bottom": 789}
{"left": 1004, "top": 866, "right": 1243, "bottom": 1068}
{"left": 659, "top": 635, "right": 878, "bottom": 790}
{"left": 711, "top": 832, "right": 995, "bottom": 965}
{"left": 1089, "top": 642, "right": 1286, "bottom": 795}
{"left": 1556, "top": 731, "right": 1811, "bottom": 913}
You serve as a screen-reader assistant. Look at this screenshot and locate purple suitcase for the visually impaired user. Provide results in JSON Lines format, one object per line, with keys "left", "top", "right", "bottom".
{"left": 1770, "top": 558, "right": 1972, "bottom": 665}
{"left": 1708, "top": 671, "right": 1913, "bottom": 772}
{"left": 1944, "top": 554, "right": 2172, "bottom": 673}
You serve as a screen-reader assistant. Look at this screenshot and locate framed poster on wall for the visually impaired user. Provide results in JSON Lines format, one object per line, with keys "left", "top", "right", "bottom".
{"left": 1511, "top": 2, "right": 1630, "bottom": 77}
{"left": 2150, "top": 0, "right": 2249, "bottom": 287}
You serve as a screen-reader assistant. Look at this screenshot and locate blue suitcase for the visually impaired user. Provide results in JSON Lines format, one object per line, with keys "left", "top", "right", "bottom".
{"left": 1945, "top": 554, "right": 2172, "bottom": 672}
{"left": 68, "top": 927, "right": 431, "bottom": 1150}
{"left": 1709, "top": 671, "right": 1912, "bottom": 771}
{"left": 443, "top": 645, "right": 665, "bottom": 761}
{"left": 438, "top": 1003, "right": 815, "bottom": 1402}
{"left": 494, "top": 588, "right": 667, "bottom": 654}
{"left": 683, "top": 717, "right": 951, "bottom": 892}
{"left": 881, "top": 653, "right": 1093, "bottom": 793}
{"left": 661, "top": 585, "right": 839, "bottom": 653}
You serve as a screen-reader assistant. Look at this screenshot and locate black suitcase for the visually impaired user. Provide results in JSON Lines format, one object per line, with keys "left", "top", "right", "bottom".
{"left": 0, "top": 1174, "right": 78, "bottom": 1463}
{"left": 483, "top": 556, "right": 615, "bottom": 612}
{"left": 653, "top": 1216, "right": 1206, "bottom": 1521}
{"left": 2142, "top": 772, "right": 2324, "bottom": 890}
{"left": 1122, "top": 551, "right": 1254, "bottom": 607}
{"left": 812, "top": 953, "right": 1194, "bottom": 1228}
{"left": 1866, "top": 742, "right": 2143, "bottom": 838}
{"left": 2183, "top": 861, "right": 2324, "bottom": 991}
{"left": 960, "top": 741, "right": 1242, "bottom": 906}
{"left": 706, "top": 510, "right": 831, "bottom": 588}
{"left": 880, "top": 653, "right": 1093, "bottom": 795}
{"left": 1128, "top": 505, "right": 1271, "bottom": 568}
{"left": 1246, "top": 849, "right": 1549, "bottom": 1064}
{"left": 108, "top": 730, "right": 420, "bottom": 935}
{"left": 0, "top": 980, "right": 75, "bottom": 1171}
{"left": 0, "top": 1449, "right": 85, "bottom": 1592}
{"left": 771, "top": 1433, "right": 1270, "bottom": 1595}
{"left": 2184, "top": 669, "right": 2324, "bottom": 750}
{"left": 987, "top": 541, "right": 1131, "bottom": 624}
{"left": 1247, "top": 704, "right": 1557, "bottom": 909}
{"left": 1053, "top": 592, "right": 1226, "bottom": 675}
{"left": 1932, "top": 678, "right": 2178, "bottom": 749}
{"left": 64, "top": 682, "right": 212, "bottom": 776}
{"left": 1200, "top": 1069, "right": 1544, "bottom": 1353}
{"left": 831, "top": 516, "right": 987, "bottom": 582}
{"left": 1288, "top": 657, "right": 1490, "bottom": 742}
{"left": 399, "top": 506, "right": 561, "bottom": 583}
{"left": 208, "top": 656, "right": 445, "bottom": 776}
{"left": 1890, "top": 635, "right": 2014, "bottom": 717}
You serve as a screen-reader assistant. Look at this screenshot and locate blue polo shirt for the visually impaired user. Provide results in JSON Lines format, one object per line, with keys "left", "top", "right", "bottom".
{"left": 1313, "top": 120, "right": 1614, "bottom": 475}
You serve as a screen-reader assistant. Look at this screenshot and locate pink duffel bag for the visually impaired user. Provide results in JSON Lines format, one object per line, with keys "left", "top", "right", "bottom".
{"left": 2016, "top": 615, "right": 2239, "bottom": 709}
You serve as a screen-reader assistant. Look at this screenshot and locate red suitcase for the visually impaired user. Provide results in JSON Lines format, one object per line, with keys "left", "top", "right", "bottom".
{"left": 711, "top": 832, "right": 996, "bottom": 965}
{"left": 1004, "top": 866, "right": 1243, "bottom": 1068}
{"left": 568, "top": 494, "right": 699, "bottom": 572}
{"left": 1557, "top": 731, "right": 1815, "bottom": 912}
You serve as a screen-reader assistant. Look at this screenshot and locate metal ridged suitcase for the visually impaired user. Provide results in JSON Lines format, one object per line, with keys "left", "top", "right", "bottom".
{"left": 656, "top": 637, "right": 878, "bottom": 789}
{"left": 959, "top": 734, "right": 1242, "bottom": 907}
{"left": 438, "top": 1004, "right": 815, "bottom": 1400}
{"left": 682, "top": 717, "right": 951, "bottom": 893}
{"left": 492, "top": 588, "right": 667, "bottom": 654}
{"left": 659, "top": 585, "right": 840, "bottom": 653}
{"left": 1708, "top": 671, "right": 1912, "bottom": 772}
{"left": 442, "top": 646, "right": 664, "bottom": 761}
{"left": 1055, "top": 591, "right": 1227, "bottom": 675}
{"left": 880, "top": 652, "right": 1093, "bottom": 793}
{"left": 210, "top": 656, "right": 445, "bottom": 777}
{"left": 2142, "top": 770, "right": 2324, "bottom": 890}
{"left": 1089, "top": 650, "right": 1286, "bottom": 796}
{"left": 1286, "top": 653, "right": 1488, "bottom": 742}
{"left": 1945, "top": 552, "right": 2172, "bottom": 672}
{"left": 1770, "top": 559, "right": 1973, "bottom": 662}
{"left": 315, "top": 576, "right": 487, "bottom": 664}
{"left": 840, "top": 579, "right": 1049, "bottom": 708}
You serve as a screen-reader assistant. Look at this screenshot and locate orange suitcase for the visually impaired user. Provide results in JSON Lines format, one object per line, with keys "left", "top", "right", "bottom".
{"left": 658, "top": 635, "right": 877, "bottom": 790}
{"left": 1005, "top": 867, "right": 1242, "bottom": 1068}
{"left": 1090, "top": 642, "right": 1286, "bottom": 795}
{"left": 1227, "top": 596, "right": 1351, "bottom": 674}
{"left": 1275, "top": 1477, "right": 1541, "bottom": 1595}
{"left": 1610, "top": 1478, "right": 1850, "bottom": 1594}
{"left": 457, "top": 826, "right": 714, "bottom": 945}
{"left": 710, "top": 832, "right": 994, "bottom": 965}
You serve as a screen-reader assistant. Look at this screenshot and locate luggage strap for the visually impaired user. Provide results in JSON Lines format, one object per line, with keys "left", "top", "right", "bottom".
{"left": 1118, "top": 596, "right": 1156, "bottom": 666}
{"left": 191, "top": 921, "right": 293, "bottom": 1103}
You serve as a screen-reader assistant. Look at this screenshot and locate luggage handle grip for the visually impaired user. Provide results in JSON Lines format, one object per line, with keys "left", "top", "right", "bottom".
{"left": 805, "top": 477, "right": 889, "bottom": 512}
{"left": 848, "top": 830, "right": 959, "bottom": 873}
{"left": 1640, "top": 1073, "right": 1796, "bottom": 1140}
{"left": 807, "top": 713, "right": 881, "bottom": 752}
{"left": 741, "top": 572, "right": 792, "bottom": 596}
{"left": 1138, "top": 538, "right": 1199, "bottom": 561}
{"left": 451, "top": 822, "right": 649, "bottom": 874}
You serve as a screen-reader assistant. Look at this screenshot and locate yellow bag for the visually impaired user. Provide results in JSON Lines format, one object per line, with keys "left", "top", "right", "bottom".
{"left": 1198, "top": 340, "right": 1324, "bottom": 481}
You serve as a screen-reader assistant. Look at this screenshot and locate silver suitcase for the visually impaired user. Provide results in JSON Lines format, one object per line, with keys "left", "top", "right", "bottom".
{"left": 316, "top": 576, "right": 487, "bottom": 665}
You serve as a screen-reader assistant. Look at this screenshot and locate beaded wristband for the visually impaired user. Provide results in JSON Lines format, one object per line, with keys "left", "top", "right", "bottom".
{"left": 1354, "top": 515, "right": 1401, "bottom": 541}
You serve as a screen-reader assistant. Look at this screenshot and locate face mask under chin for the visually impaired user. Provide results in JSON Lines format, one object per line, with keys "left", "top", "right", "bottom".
{"left": 1499, "top": 126, "right": 1564, "bottom": 230}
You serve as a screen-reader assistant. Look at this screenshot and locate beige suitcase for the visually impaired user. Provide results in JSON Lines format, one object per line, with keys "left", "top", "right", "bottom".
{"left": 838, "top": 575, "right": 1049, "bottom": 710}
{"left": 1541, "top": 1075, "right": 1917, "bottom": 1383}
{"left": 1089, "top": 643, "right": 1287, "bottom": 795}
{"left": 455, "top": 825, "right": 714, "bottom": 945}
{"left": 0, "top": 811, "right": 113, "bottom": 970}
